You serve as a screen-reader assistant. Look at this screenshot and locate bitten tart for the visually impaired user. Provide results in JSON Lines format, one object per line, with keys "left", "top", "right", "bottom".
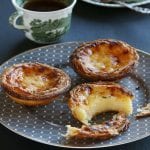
{"left": 70, "top": 39, "right": 139, "bottom": 81}
{"left": 68, "top": 82, "right": 134, "bottom": 125}
{"left": 1, "top": 63, "right": 71, "bottom": 106}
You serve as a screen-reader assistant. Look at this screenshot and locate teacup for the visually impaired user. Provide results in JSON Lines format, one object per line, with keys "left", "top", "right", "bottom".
{"left": 9, "top": 0, "right": 77, "bottom": 44}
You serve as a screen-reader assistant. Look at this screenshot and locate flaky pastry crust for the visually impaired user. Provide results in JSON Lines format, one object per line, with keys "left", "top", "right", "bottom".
{"left": 136, "top": 103, "right": 150, "bottom": 119}
{"left": 66, "top": 113, "right": 129, "bottom": 140}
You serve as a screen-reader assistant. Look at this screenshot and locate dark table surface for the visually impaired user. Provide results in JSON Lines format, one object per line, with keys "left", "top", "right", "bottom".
{"left": 0, "top": 0, "right": 150, "bottom": 149}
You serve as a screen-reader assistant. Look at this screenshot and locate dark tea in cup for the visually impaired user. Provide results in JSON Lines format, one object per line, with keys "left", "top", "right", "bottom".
{"left": 23, "top": 0, "right": 67, "bottom": 12}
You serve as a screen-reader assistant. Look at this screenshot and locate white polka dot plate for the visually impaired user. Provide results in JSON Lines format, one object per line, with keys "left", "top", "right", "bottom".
{"left": 0, "top": 42, "right": 149, "bottom": 148}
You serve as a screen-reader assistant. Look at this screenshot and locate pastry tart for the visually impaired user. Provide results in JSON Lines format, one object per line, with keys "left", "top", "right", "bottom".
{"left": 1, "top": 63, "right": 71, "bottom": 106}
{"left": 66, "top": 112, "right": 129, "bottom": 139}
{"left": 68, "top": 82, "right": 134, "bottom": 125}
{"left": 70, "top": 39, "right": 139, "bottom": 81}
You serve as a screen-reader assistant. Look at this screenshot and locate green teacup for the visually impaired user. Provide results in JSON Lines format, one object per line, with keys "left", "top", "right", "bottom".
{"left": 9, "top": 0, "right": 77, "bottom": 44}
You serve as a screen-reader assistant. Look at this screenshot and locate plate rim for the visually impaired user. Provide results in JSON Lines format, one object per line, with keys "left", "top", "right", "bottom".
{"left": 0, "top": 41, "right": 150, "bottom": 149}
{"left": 81, "top": 0, "right": 150, "bottom": 8}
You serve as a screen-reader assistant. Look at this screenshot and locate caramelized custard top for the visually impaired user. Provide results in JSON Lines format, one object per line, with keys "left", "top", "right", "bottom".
{"left": 6, "top": 63, "right": 60, "bottom": 93}
{"left": 80, "top": 41, "right": 135, "bottom": 73}
{"left": 70, "top": 82, "right": 134, "bottom": 107}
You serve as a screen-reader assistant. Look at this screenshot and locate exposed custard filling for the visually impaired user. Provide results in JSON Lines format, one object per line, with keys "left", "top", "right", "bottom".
{"left": 72, "top": 85, "right": 133, "bottom": 125}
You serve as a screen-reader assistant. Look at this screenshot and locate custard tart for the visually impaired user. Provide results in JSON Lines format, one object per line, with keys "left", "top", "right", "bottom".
{"left": 68, "top": 82, "right": 134, "bottom": 125}
{"left": 66, "top": 113, "right": 129, "bottom": 140}
{"left": 70, "top": 39, "right": 139, "bottom": 81}
{"left": 1, "top": 63, "right": 71, "bottom": 106}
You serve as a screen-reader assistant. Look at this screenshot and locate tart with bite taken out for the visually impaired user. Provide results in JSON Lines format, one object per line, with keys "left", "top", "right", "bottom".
{"left": 68, "top": 82, "right": 134, "bottom": 125}
{"left": 1, "top": 62, "right": 71, "bottom": 106}
{"left": 66, "top": 82, "right": 133, "bottom": 139}
{"left": 70, "top": 39, "right": 139, "bottom": 81}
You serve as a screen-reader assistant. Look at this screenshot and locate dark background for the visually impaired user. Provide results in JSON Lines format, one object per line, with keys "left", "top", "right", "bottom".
{"left": 0, "top": 0, "right": 150, "bottom": 149}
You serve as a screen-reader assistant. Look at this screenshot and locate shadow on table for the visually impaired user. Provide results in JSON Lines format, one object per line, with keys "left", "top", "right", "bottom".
{"left": 74, "top": 1, "right": 150, "bottom": 22}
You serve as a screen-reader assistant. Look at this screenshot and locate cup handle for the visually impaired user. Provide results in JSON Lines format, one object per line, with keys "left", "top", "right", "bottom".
{"left": 9, "top": 12, "right": 25, "bottom": 30}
